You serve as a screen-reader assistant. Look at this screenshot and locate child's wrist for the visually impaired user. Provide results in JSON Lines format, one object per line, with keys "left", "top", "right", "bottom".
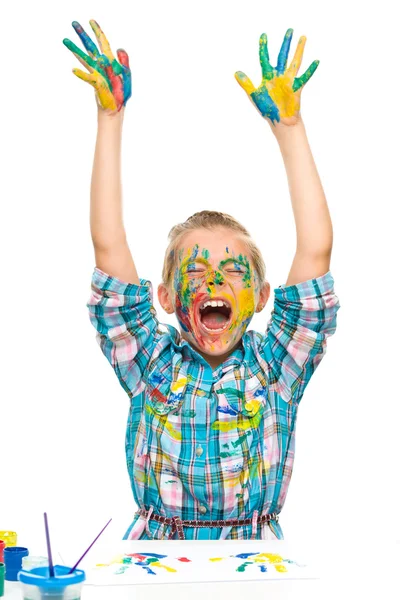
{"left": 269, "top": 114, "right": 305, "bottom": 141}
{"left": 97, "top": 105, "right": 125, "bottom": 126}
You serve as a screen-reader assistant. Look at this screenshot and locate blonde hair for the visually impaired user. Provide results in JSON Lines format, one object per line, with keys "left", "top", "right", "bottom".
{"left": 162, "top": 210, "right": 266, "bottom": 286}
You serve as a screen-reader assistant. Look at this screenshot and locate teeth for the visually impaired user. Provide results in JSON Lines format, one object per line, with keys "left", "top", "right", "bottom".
{"left": 200, "top": 300, "right": 230, "bottom": 310}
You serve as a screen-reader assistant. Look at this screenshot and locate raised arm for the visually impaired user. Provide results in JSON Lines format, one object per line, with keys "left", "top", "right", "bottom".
{"left": 235, "top": 28, "right": 333, "bottom": 285}
{"left": 90, "top": 106, "right": 139, "bottom": 284}
{"left": 64, "top": 19, "right": 139, "bottom": 284}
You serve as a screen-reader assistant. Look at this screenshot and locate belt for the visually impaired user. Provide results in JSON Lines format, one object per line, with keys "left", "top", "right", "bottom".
{"left": 136, "top": 506, "right": 279, "bottom": 540}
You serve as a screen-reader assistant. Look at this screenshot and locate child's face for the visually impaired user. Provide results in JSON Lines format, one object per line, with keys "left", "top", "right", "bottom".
{"left": 166, "top": 228, "right": 267, "bottom": 358}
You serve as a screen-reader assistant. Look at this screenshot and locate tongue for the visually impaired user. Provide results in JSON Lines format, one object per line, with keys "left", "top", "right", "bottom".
{"left": 202, "top": 311, "right": 229, "bottom": 330}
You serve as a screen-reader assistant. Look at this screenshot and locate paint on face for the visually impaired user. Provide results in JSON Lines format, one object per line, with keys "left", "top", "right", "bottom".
{"left": 172, "top": 244, "right": 259, "bottom": 354}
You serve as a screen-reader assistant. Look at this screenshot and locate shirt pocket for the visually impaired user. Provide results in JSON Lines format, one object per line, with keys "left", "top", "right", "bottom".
{"left": 214, "top": 372, "right": 268, "bottom": 420}
{"left": 144, "top": 355, "right": 188, "bottom": 416}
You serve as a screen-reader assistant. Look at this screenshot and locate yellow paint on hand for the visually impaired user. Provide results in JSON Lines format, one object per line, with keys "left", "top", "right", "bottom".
{"left": 264, "top": 74, "right": 300, "bottom": 119}
{"left": 72, "top": 67, "right": 117, "bottom": 111}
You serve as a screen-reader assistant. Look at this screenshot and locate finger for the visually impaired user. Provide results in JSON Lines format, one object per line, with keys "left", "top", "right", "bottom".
{"left": 117, "top": 48, "right": 130, "bottom": 70}
{"left": 64, "top": 38, "right": 112, "bottom": 91}
{"left": 71, "top": 20, "right": 100, "bottom": 59}
{"left": 73, "top": 68, "right": 118, "bottom": 111}
{"left": 293, "top": 59, "right": 320, "bottom": 92}
{"left": 72, "top": 68, "right": 96, "bottom": 84}
{"left": 104, "top": 66, "right": 124, "bottom": 110}
{"left": 276, "top": 28, "right": 293, "bottom": 75}
{"left": 89, "top": 19, "right": 116, "bottom": 64}
{"left": 234, "top": 71, "right": 256, "bottom": 95}
{"left": 63, "top": 38, "right": 98, "bottom": 72}
{"left": 259, "top": 33, "right": 274, "bottom": 80}
{"left": 117, "top": 49, "right": 132, "bottom": 105}
{"left": 250, "top": 86, "right": 280, "bottom": 123}
{"left": 287, "top": 36, "right": 306, "bottom": 77}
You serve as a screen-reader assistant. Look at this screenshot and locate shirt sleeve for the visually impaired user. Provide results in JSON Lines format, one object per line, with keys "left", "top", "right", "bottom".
{"left": 86, "top": 267, "right": 161, "bottom": 398}
{"left": 261, "top": 270, "right": 340, "bottom": 405}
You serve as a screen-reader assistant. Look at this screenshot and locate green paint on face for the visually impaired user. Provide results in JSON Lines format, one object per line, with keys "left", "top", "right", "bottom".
{"left": 202, "top": 248, "right": 210, "bottom": 259}
{"left": 219, "top": 254, "right": 253, "bottom": 288}
{"left": 214, "top": 271, "right": 224, "bottom": 285}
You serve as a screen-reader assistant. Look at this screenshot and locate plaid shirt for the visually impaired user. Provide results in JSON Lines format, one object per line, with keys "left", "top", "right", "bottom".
{"left": 87, "top": 268, "right": 340, "bottom": 540}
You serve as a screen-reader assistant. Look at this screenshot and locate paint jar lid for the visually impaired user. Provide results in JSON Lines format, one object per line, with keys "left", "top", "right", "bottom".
{"left": 0, "top": 531, "right": 17, "bottom": 546}
{"left": 22, "top": 556, "right": 48, "bottom": 570}
{"left": 19, "top": 565, "right": 85, "bottom": 588}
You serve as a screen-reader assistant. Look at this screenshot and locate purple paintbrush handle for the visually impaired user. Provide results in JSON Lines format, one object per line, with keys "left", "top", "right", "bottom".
{"left": 68, "top": 518, "right": 112, "bottom": 573}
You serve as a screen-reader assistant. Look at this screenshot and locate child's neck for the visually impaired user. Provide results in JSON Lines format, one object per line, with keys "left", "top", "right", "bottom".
{"left": 194, "top": 341, "right": 242, "bottom": 371}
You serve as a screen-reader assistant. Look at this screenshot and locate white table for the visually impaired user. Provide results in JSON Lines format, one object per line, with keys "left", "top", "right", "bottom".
{"left": 3, "top": 539, "right": 399, "bottom": 599}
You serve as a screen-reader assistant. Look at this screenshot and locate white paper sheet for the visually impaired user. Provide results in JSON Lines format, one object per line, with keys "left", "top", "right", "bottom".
{"left": 85, "top": 540, "right": 317, "bottom": 585}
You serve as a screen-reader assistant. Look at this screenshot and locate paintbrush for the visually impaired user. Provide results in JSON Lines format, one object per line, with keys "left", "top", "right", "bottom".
{"left": 43, "top": 512, "right": 55, "bottom": 577}
{"left": 68, "top": 518, "right": 112, "bottom": 573}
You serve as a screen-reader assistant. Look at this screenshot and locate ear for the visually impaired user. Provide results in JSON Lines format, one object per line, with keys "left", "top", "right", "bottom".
{"left": 255, "top": 281, "right": 270, "bottom": 313}
{"left": 157, "top": 283, "right": 175, "bottom": 314}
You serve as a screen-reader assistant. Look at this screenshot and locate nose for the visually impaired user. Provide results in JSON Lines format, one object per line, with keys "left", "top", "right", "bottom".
{"left": 207, "top": 270, "right": 225, "bottom": 287}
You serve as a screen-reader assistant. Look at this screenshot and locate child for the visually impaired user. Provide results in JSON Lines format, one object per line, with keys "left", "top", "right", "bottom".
{"left": 64, "top": 21, "right": 340, "bottom": 540}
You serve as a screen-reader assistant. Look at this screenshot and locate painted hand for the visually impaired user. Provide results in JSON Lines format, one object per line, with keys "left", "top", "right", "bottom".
{"left": 63, "top": 20, "right": 132, "bottom": 113}
{"left": 235, "top": 28, "right": 319, "bottom": 126}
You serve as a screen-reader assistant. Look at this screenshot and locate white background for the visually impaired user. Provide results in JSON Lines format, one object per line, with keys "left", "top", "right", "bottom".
{"left": 1, "top": 0, "right": 399, "bottom": 566}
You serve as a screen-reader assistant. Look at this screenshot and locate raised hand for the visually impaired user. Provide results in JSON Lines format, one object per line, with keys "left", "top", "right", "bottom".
{"left": 235, "top": 29, "right": 319, "bottom": 126}
{"left": 63, "top": 20, "right": 132, "bottom": 114}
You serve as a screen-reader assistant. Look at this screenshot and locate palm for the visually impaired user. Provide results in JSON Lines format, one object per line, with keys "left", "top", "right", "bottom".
{"left": 63, "top": 20, "right": 132, "bottom": 114}
{"left": 235, "top": 29, "right": 319, "bottom": 126}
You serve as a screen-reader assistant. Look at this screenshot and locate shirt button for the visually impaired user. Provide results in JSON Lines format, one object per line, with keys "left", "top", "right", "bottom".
{"left": 198, "top": 505, "right": 207, "bottom": 514}
{"left": 196, "top": 446, "right": 203, "bottom": 457}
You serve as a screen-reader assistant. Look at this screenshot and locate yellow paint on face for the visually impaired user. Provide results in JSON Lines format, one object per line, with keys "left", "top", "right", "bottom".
{"left": 173, "top": 233, "right": 261, "bottom": 357}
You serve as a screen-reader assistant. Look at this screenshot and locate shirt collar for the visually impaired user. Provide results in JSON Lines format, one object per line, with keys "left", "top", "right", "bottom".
{"left": 168, "top": 325, "right": 252, "bottom": 375}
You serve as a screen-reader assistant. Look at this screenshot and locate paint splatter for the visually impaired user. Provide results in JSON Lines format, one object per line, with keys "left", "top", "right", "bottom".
{"left": 237, "top": 561, "right": 253, "bottom": 572}
{"left": 177, "top": 557, "right": 191, "bottom": 562}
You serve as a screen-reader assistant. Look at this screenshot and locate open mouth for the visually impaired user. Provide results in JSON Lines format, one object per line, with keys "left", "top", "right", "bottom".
{"left": 198, "top": 298, "right": 233, "bottom": 333}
